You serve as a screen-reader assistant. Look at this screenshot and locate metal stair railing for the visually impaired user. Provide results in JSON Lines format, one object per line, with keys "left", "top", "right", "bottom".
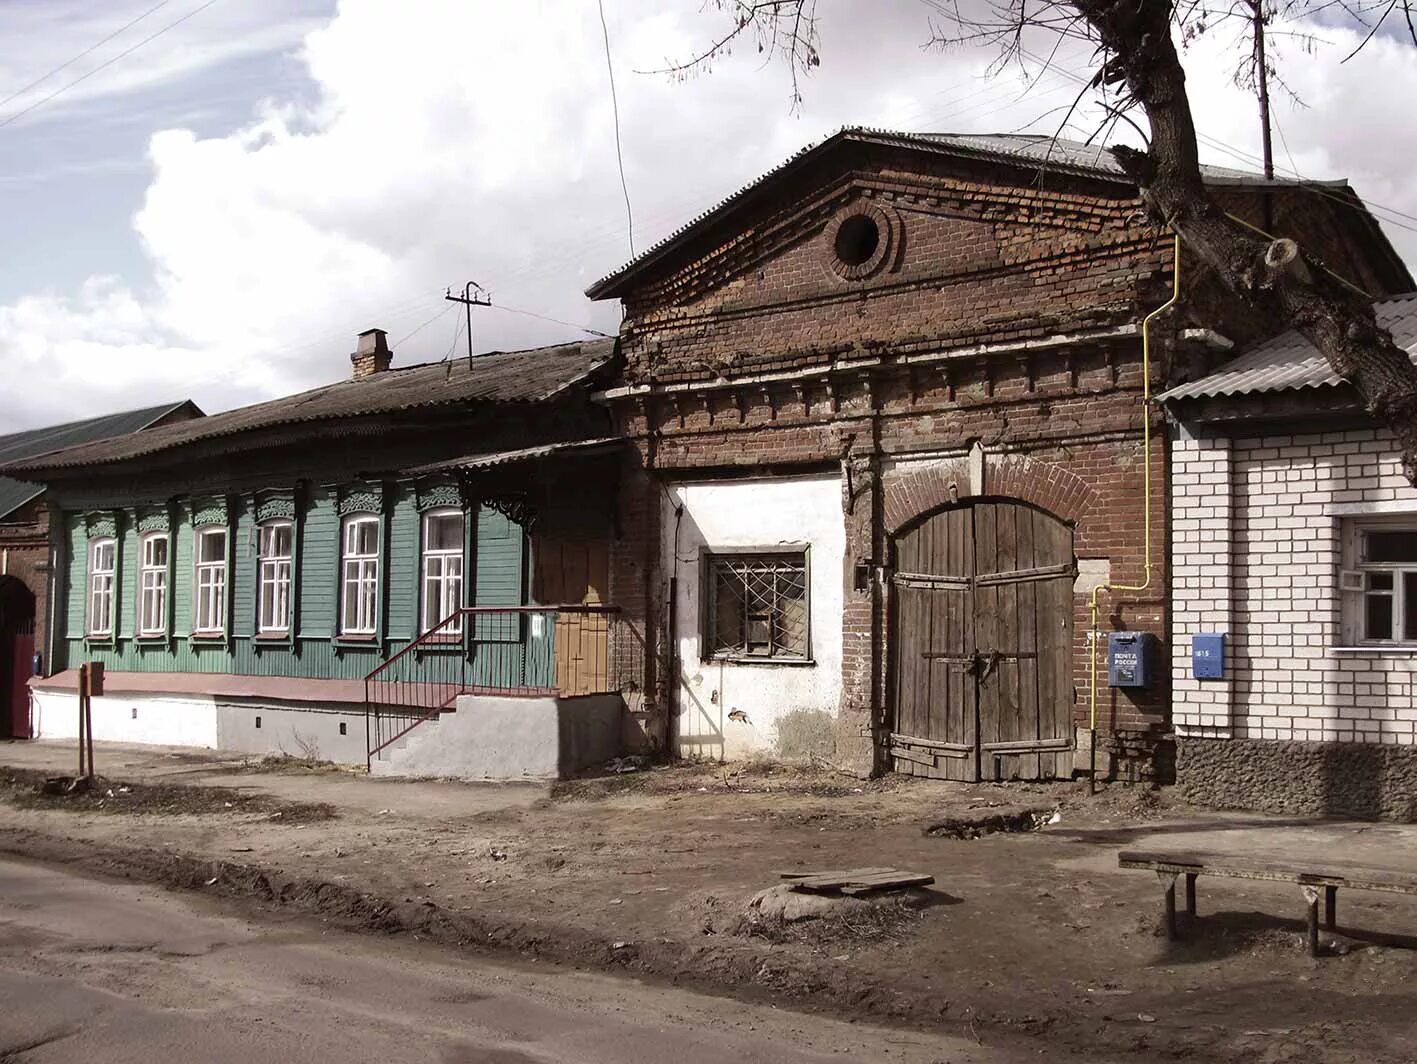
{"left": 363, "top": 604, "right": 621, "bottom": 768}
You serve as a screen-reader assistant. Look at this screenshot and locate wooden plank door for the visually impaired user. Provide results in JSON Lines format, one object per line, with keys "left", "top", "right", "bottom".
{"left": 532, "top": 531, "right": 612, "bottom": 696}
{"left": 890, "top": 500, "right": 1074, "bottom": 781}
{"left": 974, "top": 503, "right": 1075, "bottom": 780}
{"left": 890, "top": 505, "right": 978, "bottom": 780}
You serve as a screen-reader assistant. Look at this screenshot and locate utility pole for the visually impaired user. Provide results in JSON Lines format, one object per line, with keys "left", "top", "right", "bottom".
{"left": 444, "top": 281, "right": 490, "bottom": 367}
{"left": 1249, "top": 0, "right": 1276, "bottom": 229}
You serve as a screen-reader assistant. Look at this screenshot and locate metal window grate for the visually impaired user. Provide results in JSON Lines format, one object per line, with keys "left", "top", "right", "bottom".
{"left": 707, "top": 553, "right": 808, "bottom": 659}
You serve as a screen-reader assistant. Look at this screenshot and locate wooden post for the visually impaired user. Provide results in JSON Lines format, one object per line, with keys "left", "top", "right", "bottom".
{"left": 1159, "top": 872, "right": 1178, "bottom": 940}
{"left": 85, "top": 686, "right": 94, "bottom": 781}
{"left": 77, "top": 663, "right": 88, "bottom": 780}
{"left": 1185, "top": 873, "right": 1197, "bottom": 918}
{"left": 79, "top": 661, "right": 102, "bottom": 782}
{"left": 1302, "top": 885, "right": 1321, "bottom": 957}
{"left": 1324, "top": 886, "right": 1337, "bottom": 931}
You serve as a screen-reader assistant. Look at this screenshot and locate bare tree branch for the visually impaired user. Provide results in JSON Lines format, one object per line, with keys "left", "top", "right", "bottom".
{"left": 667, "top": 0, "right": 1417, "bottom": 482}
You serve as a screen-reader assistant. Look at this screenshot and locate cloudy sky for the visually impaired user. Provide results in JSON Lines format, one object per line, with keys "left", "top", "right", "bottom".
{"left": 1, "top": 0, "right": 1414, "bottom": 431}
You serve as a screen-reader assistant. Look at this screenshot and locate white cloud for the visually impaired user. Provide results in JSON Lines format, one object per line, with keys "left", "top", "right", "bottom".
{"left": 1, "top": 0, "right": 1414, "bottom": 432}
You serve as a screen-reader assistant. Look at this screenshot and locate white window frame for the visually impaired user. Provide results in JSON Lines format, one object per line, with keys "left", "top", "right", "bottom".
{"left": 193, "top": 527, "right": 228, "bottom": 636}
{"left": 340, "top": 513, "right": 380, "bottom": 637}
{"left": 1345, "top": 518, "right": 1417, "bottom": 646}
{"left": 420, "top": 508, "right": 465, "bottom": 635}
{"left": 138, "top": 531, "right": 169, "bottom": 637}
{"left": 257, "top": 520, "right": 294, "bottom": 636}
{"left": 87, "top": 537, "right": 116, "bottom": 637}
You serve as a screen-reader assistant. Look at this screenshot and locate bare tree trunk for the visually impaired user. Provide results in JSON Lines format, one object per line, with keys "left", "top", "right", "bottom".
{"left": 1078, "top": 0, "right": 1417, "bottom": 484}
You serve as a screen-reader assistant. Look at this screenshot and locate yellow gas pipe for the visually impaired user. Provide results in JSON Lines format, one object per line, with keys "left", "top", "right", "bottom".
{"left": 1087, "top": 235, "right": 1180, "bottom": 786}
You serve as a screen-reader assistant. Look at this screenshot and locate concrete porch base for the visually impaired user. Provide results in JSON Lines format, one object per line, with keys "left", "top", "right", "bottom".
{"left": 371, "top": 693, "right": 625, "bottom": 781}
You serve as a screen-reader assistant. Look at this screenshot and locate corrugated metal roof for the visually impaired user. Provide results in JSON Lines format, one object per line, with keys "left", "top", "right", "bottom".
{"left": 586, "top": 127, "right": 1317, "bottom": 300}
{"left": 3, "top": 340, "right": 616, "bottom": 476}
{"left": 0, "top": 400, "right": 199, "bottom": 518}
{"left": 1158, "top": 293, "right": 1417, "bottom": 402}
{"left": 403, "top": 437, "right": 624, "bottom": 476}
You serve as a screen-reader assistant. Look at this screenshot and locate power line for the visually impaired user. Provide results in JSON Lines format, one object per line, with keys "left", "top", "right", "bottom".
{"left": 443, "top": 312, "right": 465, "bottom": 363}
{"left": 0, "top": 0, "right": 175, "bottom": 112}
{"left": 0, "top": 0, "right": 222, "bottom": 131}
{"left": 489, "top": 301, "right": 614, "bottom": 338}
{"left": 391, "top": 302, "right": 457, "bottom": 348}
{"left": 597, "top": 0, "right": 635, "bottom": 257}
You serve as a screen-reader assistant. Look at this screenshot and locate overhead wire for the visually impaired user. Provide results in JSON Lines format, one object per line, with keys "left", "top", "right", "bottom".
{"left": 392, "top": 302, "right": 459, "bottom": 348}
{"left": 0, "top": 0, "right": 223, "bottom": 130}
{"left": 0, "top": 0, "right": 174, "bottom": 112}
{"left": 598, "top": 0, "right": 636, "bottom": 257}
{"left": 487, "top": 302, "right": 615, "bottom": 338}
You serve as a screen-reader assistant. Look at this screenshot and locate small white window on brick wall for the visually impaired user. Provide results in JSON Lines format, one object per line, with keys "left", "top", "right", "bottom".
{"left": 1341, "top": 518, "right": 1417, "bottom": 645}
{"left": 703, "top": 550, "right": 810, "bottom": 662}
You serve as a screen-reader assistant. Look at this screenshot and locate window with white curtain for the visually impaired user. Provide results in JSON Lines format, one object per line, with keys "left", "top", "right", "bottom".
{"left": 87, "top": 538, "right": 116, "bottom": 636}
{"left": 340, "top": 514, "right": 380, "bottom": 636}
{"left": 257, "top": 521, "right": 293, "bottom": 635}
{"left": 138, "top": 532, "right": 169, "bottom": 636}
{"left": 193, "top": 527, "right": 227, "bottom": 635}
{"left": 421, "top": 509, "right": 464, "bottom": 634}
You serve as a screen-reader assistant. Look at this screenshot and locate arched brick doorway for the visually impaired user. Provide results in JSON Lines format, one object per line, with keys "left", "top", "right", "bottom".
{"left": 0, "top": 576, "right": 36, "bottom": 739}
{"left": 888, "top": 498, "right": 1075, "bottom": 781}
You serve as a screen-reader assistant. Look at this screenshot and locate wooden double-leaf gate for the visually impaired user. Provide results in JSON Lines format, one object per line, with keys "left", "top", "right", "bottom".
{"left": 889, "top": 499, "right": 1075, "bottom": 781}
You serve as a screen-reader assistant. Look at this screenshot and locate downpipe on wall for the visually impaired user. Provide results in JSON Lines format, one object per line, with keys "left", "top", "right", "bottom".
{"left": 1087, "top": 235, "right": 1180, "bottom": 793}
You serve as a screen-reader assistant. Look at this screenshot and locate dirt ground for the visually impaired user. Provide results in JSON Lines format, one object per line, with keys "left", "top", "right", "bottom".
{"left": 3, "top": 740, "right": 1417, "bottom": 1064}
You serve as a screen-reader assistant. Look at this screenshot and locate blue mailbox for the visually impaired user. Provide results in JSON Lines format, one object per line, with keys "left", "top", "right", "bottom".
{"left": 1107, "top": 632, "right": 1156, "bottom": 688}
{"left": 1192, "top": 632, "right": 1226, "bottom": 680}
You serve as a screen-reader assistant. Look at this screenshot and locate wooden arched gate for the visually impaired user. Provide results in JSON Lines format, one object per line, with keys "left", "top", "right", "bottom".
{"left": 889, "top": 500, "right": 1075, "bottom": 781}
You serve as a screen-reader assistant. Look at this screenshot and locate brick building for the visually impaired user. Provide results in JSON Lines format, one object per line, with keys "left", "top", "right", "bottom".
{"left": 1163, "top": 295, "right": 1417, "bottom": 816}
{"left": 0, "top": 401, "right": 201, "bottom": 738}
{"left": 588, "top": 129, "right": 1411, "bottom": 781}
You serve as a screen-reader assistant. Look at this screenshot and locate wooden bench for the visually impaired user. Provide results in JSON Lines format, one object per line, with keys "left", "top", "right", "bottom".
{"left": 1119, "top": 850, "right": 1417, "bottom": 957}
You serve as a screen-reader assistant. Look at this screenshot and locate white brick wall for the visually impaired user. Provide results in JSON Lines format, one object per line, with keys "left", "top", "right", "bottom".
{"left": 1171, "top": 425, "right": 1417, "bottom": 744}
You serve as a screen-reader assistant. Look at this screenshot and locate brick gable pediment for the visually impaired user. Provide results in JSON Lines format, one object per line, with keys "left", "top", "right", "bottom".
{"left": 625, "top": 169, "right": 1142, "bottom": 314}
{"left": 617, "top": 162, "right": 1164, "bottom": 387}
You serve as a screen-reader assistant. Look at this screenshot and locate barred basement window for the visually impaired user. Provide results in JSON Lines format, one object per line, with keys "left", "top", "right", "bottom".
{"left": 138, "top": 531, "right": 169, "bottom": 637}
{"left": 704, "top": 551, "right": 809, "bottom": 661}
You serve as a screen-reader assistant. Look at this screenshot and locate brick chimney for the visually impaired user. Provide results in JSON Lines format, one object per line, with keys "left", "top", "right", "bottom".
{"left": 350, "top": 328, "right": 392, "bottom": 379}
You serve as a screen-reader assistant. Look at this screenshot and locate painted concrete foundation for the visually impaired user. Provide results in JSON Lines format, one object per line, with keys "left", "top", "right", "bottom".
{"left": 30, "top": 686, "right": 370, "bottom": 764}
{"left": 371, "top": 694, "right": 624, "bottom": 781}
{"left": 1177, "top": 736, "right": 1417, "bottom": 821}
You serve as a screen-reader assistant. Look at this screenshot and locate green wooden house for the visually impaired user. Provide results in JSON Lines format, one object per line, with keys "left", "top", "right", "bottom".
{"left": 4, "top": 331, "right": 633, "bottom": 775}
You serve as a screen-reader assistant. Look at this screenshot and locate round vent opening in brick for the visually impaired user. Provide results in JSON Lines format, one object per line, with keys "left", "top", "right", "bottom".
{"left": 834, "top": 214, "right": 880, "bottom": 267}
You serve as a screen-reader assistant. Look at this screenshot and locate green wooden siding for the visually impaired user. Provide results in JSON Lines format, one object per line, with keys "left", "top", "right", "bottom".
{"left": 470, "top": 505, "right": 531, "bottom": 688}
{"left": 172, "top": 519, "right": 193, "bottom": 638}
{"left": 53, "top": 488, "right": 535, "bottom": 683}
{"left": 386, "top": 485, "right": 418, "bottom": 643}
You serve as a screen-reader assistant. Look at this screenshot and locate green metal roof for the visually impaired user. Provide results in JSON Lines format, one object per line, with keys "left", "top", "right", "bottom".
{"left": 0, "top": 400, "right": 201, "bottom": 519}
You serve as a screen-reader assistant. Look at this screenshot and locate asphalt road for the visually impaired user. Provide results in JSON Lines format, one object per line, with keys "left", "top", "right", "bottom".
{"left": 0, "top": 856, "right": 1022, "bottom": 1064}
